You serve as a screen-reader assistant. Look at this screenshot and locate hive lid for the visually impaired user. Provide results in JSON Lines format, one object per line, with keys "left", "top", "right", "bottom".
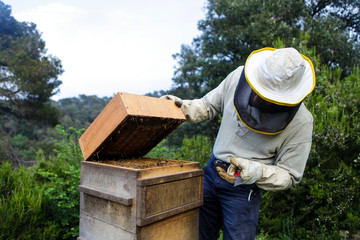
{"left": 78, "top": 92, "right": 185, "bottom": 161}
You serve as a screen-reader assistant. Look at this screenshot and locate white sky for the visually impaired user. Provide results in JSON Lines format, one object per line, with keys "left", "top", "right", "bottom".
{"left": 3, "top": 0, "right": 206, "bottom": 100}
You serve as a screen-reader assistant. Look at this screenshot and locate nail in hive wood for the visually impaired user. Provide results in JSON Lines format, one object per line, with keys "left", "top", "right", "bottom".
{"left": 77, "top": 92, "right": 203, "bottom": 240}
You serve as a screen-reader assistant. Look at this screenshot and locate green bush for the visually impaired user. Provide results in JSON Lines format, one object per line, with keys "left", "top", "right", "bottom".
{"left": 0, "top": 162, "right": 57, "bottom": 239}
{"left": 258, "top": 66, "right": 360, "bottom": 239}
{"left": 36, "top": 165, "right": 80, "bottom": 239}
{"left": 180, "top": 135, "right": 213, "bottom": 168}
{"left": 147, "top": 135, "right": 213, "bottom": 169}
{"left": 0, "top": 125, "right": 84, "bottom": 240}
{"left": 146, "top": 139, "right": 181, "bottom": 159}
{"left": 35, "top": 125, "right": 84, "bottom": 239}
{"left": 9, "top": 134, "right": 37, "bottom": 161}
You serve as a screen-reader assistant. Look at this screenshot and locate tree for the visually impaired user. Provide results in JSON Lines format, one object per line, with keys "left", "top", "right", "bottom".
{"left": 0, "top": 1, "right": 63, "bottom": 163}
{"left": 173, "top": 0, "right": 359, "bottom": 95}
{"left": 55, "top": 95, "right": 111, "bottom": 130}
{"left": 168, "top": 0, "right": 360, "bottom": 142}
{"left": 308, "top": 0, "right": 360, "bottom": 35}
{"left": 0, "top": 1, "right": 63, "bottom": 124}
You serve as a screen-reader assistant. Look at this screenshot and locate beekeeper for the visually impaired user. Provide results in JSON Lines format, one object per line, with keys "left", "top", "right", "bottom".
{"left": 162, "top": 47, "right": 316, "bottom": 240}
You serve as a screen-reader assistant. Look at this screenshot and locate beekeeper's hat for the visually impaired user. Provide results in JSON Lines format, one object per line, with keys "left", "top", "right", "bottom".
{"left": 245, "top": 47, "right": 315, "bottom": 106}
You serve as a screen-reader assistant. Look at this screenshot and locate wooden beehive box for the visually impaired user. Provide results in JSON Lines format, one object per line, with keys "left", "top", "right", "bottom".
{"left": 77, "top": 92, "right": 203, "bottom": 240}
{"left": 79, "top": 92, "right": 186, "bottom": 161}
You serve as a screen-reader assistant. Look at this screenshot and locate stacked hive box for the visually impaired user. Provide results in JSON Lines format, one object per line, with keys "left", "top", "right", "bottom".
{"left": 78, "top": 92, "right": 203, "bottom": 240}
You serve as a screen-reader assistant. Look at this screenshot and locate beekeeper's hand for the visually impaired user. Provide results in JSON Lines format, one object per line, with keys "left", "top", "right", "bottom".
{"left": 229, "top": 157, "right": 262, "bottom": 185}
{"left": 161, "top": 95, "right": 183, "bottom": 108}
{"left": 216, "top": 166, "right": 236, "bottom": 184}
{"left": 161, "top": 95, "right": 208, "bottom": 123}
{"left": 217, "top": 157, "right": 262, "bottom": 185}
{"left": 218, "top": 156, "right": 293, "bottom": 191}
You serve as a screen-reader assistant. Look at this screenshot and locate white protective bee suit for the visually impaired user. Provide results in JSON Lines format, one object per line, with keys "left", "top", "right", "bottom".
{"left": 163, "top": 47, "right": 316, "bottom": 191}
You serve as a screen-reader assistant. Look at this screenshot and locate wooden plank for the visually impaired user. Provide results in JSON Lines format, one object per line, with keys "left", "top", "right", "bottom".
{"left": 80, "top": 210, "right": 200, "bottom": 240}
{"left": 80, "top": 192, "right": 136, "bottom": 233}
{"left": 145, "top": 177, "right": 202, "bottom": 216}
{"left": 79, "top": 213, "right": 137, "bottom": 240}
{"left": 136, "top": 176, "right": 203, "bottom": 226}
{"left": 137, "top": 162, "right": 200, "bottom": 179}
{"left": 79, "top": 185, "right": 133, "bottom": 206}
{"left": 137, "top": 200, "right": 203, "bottom": 227}
{"left": 120, "top": 92, "right": 185, "bottom": 119}
{"left": 137, "top": 209, "right": 199, "bottom": 240}
{"left": 137, "top": 169, "right": 203, "bottom": 186}
{"left": 80, "top": 161, "right": 138, "bottom": 199}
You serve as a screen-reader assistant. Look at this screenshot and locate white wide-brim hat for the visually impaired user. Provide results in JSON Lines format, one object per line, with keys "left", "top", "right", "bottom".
{"left": 245, "top": 47, "right": 316, "bottom": 106}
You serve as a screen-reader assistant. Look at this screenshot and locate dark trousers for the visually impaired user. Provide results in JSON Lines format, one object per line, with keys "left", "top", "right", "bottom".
{"left": 199, "top": 157, "right": 261, "bottom": 240}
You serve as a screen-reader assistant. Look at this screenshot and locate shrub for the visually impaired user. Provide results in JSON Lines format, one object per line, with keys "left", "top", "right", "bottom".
{"left": 0, "top": 125, "right": 84, "bottom": 239}
{"left": 146, "top": 139, "right": 181, "bottom": 159}
{"left": 36, "top": 165, "right": 80, "bottom": 239}
{"left": 35, "top": 125, "right": 84, "bottom": 239}
{"left": 258, "top": 67, "right": 360, "bottom": 239}
{"left": 180, "top": 135, "right": 213, "bottom": 168}
{"left": 147, "top": 135, "right": 214, "bottom": 169}
{"left": 0, "top": 162, "right": 57, "bottom": 239}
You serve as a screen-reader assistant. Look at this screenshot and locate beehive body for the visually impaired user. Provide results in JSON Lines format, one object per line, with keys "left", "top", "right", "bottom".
{"left": 78, "top": 161, "right": 203, "bottom": 240}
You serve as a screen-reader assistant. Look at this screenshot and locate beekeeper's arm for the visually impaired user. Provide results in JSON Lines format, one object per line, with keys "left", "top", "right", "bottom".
{"left": 161, "top": 67, "right": 241, "bottom": 123}
{"left": 160, "top": 95, "right": 208, "bottom": 123}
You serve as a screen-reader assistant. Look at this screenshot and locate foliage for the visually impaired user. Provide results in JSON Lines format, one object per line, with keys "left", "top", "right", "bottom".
{"left": 307, "top": 0, "right": 360, "bottom": 38}
{"left": 4, "top": 94, "right": 108, "bottom": 163}
{"left": 166, "top": 120, "right": 220, "bottom": 147}
{"left": 168, "top": 0, "right": 360, "bottom": 143}
{"left": 0, "top": 126, "right": 22, "bottom": 165}
{"left": 51, "top": 125, "right": 84, "bottom": 167}
{"left": 173, "top": 0, "right": 359, "bottom": 96}
{"left": 36, "top": 165, "right": 80, "bottom": 239}
{"left": 0, "top": 1, "right": 63, "bottom": 164}
{"left": 0, "top": 162, "right": 57, "bottom": 239}
{"left": 55, "top": 95, "right": 111, "bottom": 130}
{"left": 9, "top": 133, "right": 37, "bottom": 161}
{"left": 146, "top": 139, "right": 181, "bottom": 160}
{"left": 258, "top": 66, "right": 360, "bottom": 239}
{"left": 146, "top": 135, "right": 213, "bottom": 169}
{"left": 7, "top": 125, "right": 59, "bottom": 162}
{"left": 180, "top": 135, "right": 213, "bottom": 168}
{"left": 34, "top": 125, "right": 84, "bottom": 238}
{"left": 0, "top": 125, "right": 83, "bottom": 239}
{"left": 0, "top": 1, "right": 63, "bottom": 123}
